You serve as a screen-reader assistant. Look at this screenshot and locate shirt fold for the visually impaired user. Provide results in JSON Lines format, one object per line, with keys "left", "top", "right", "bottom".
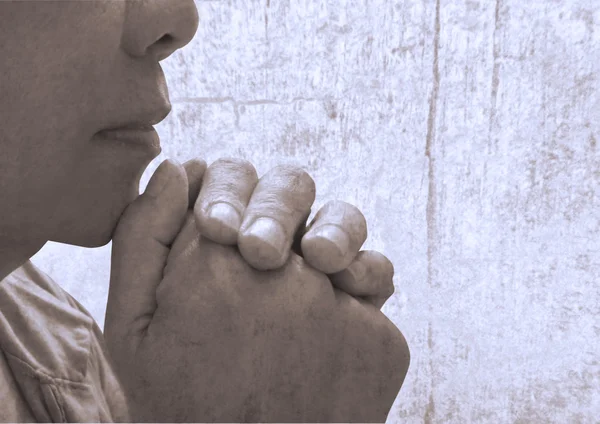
{"left": 0, "top": 260, "right": 130, "bottom": 423}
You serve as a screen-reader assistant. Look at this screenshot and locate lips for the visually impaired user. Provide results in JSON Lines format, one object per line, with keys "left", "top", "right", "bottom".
{"left": 112, "top": 123, "right": 155, "bottom": 131}
{"left": 95, "top": 126, "right": 161, "bottom": 152}
{"left": 95, "top": 94, "right": 171, "bottom": 152}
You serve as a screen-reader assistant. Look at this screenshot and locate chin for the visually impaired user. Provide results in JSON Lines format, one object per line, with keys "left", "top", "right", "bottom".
{"left": 49, "top": 193, "right": 136, "bottom": 248}
{"left": 49, "top": 217, "right": 118, "bottom": 248}
{"left": 47, "top": 166, "right": 144, "bottom": 248}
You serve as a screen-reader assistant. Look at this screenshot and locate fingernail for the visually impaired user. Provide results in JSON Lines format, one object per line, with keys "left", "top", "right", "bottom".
{"left": 245, "top": 217, "right": 287, "bottom": 254}
{"left": 207, "top": 202, "right": 242, "bottom": 232}
{"left": 311, "top": 225, "right": 350, "bottom": 257}
{"left": 145, "top": 159, "right": 179, "bottom": 197}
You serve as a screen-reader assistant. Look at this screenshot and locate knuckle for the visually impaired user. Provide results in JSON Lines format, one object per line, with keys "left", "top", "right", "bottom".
{"left": 252, "top": 166, "right": 315, "bottom": 221}
{"left": 386, "top": 279, "right": 396, "bottom": 297}
{"left": 211, "top": 157, "right": 258, "bottom": 179}
{"left": 270, "top": 165, "right": 316, "bottom": 195}
{"left": 380, "top": 324, "right": 410, "bottom": 382}
{"left": 183, "top": 158, "right": 207, "bottom": 169}
{"left": 325, "top": 199, "right": 360, "bottom": 212}
{"left": 197, "top": 159, "right": 258, "bottom": 211}
{"left": 320, "top": 200, "right": 367, "bottom": 236}
{"left": 392, "top": 328, "right": 410, "bottom": 369}
{"left": 198, "top": 185, "right": 245, "bottom": 213}
{"left": 247, "top": 192, "right": 286, "bottom": 212}
{"left": 363, "top": 250, "right": 394, "bottom": 277}
{"left": 271, "top": 163, "right": 306, "bottom": 176}
{"left": 359, "top": 250, "right": 395, "bottom": 297}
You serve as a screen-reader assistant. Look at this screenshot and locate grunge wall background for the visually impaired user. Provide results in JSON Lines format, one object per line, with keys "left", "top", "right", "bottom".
{"left": 31, "top": 0, "right": 599, "bottom": 422}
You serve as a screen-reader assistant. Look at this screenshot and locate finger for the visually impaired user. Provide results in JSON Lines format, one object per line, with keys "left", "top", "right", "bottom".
{"left": 238, "top": 165, "right": 316, "bottom": 270}
{"left": 300, "top": 200, "right": 368, "bottom": 274}
{"left": 290, "top": 209, "right": 312, "bottom": 257}
{"left": 183, "top": 158, "right": 207, "bottom": 209}
{"left": 194, "top": 158, "right": 258, "bottom": 245}
{"left": 106, "top": 159, "right": 189, "bottom": 349}
{"left": 165, "top": 209, "right": 197, "bottom": 268}
{"left": 328, "top": 250, "right": 395, "bottom": 309}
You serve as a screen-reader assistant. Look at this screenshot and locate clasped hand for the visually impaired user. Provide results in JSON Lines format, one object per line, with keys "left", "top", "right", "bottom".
{"left": 104, "top": 157, "right": 410, "bottom": 422}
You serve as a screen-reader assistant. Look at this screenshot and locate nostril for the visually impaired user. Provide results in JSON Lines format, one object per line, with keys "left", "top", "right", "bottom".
{"left": 150, "top": 34, "right": 177, "bottom": 61}
{"left": 156, "top": 33, "right": 175, "bottom": 46}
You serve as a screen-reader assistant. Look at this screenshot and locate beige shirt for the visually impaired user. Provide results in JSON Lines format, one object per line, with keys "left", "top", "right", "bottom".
{"left": 0, "top": 260, "right": 130, "bottom": 422}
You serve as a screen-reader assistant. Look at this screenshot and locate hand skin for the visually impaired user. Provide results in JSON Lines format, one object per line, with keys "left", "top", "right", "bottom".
{"left": 185, "top": 157, "right": 397, "bottom": 310}
{"left": 105, "top": 159, "right": 410, "bottom": 422}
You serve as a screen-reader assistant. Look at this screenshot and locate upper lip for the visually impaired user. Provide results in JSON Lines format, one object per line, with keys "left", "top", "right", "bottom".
{"left": 101, "top": 101, "right": 172, "bottom": 132}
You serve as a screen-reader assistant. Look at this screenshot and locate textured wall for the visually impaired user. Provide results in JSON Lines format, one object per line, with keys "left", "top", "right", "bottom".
{"left": 31, "top": 0, "right": 600, "bottom": 422}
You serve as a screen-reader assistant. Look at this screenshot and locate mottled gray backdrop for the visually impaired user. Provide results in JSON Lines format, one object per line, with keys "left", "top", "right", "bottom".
{"left": 31, "top": 0, "right": 599, "bottom": 422}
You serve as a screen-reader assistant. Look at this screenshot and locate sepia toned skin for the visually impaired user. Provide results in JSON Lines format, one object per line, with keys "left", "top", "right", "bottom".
{"left": 106, "top": 161, "right": 410, "bottom": 421}
{"left": 0, "top": 1, "right": 410, "bottom": 422}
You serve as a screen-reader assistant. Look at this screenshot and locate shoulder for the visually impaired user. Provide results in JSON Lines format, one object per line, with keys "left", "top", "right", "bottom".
{"left": 0, "top": 260, "right": 130, "bottom": 422}
{"left": 0, "top": 259, "right": 94, "bottom": 381}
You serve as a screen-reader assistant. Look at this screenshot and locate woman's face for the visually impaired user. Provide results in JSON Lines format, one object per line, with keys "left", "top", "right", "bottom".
{"left": 0, "top": 1, "right": 199, "bottom": 247}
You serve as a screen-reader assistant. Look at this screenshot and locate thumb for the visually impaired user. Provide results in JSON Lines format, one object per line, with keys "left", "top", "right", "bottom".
{"left": 104, "top": 158, "right": 189, "bottom": 349}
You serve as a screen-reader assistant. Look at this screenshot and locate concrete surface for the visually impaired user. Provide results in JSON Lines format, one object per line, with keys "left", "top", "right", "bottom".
{"left": 31, "top": 0, "right": 600, "bottom": 422}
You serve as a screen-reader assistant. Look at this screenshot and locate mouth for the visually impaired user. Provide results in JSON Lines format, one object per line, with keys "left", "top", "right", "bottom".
{"left": 95, "top": 126, "right": 161, "bottom": 153}
{"left": 94, "top": 102, "right": 171, "bottom": 153}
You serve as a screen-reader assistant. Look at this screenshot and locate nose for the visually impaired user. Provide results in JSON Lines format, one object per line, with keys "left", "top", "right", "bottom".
{"left": 121, "top": 0, "right": 199, "bottom": 61}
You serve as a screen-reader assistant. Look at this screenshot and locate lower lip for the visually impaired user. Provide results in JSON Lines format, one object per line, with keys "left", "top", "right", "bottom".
{"left": 95, "top": 127, "right": 161, "bottom": 152}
